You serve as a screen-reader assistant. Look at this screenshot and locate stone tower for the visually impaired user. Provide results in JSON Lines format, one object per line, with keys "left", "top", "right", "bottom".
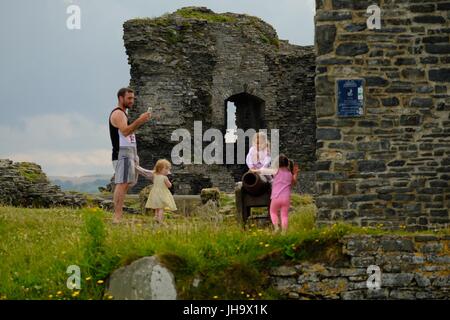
{"left": 123, "top": 7, "right": 316, "bottom": 195}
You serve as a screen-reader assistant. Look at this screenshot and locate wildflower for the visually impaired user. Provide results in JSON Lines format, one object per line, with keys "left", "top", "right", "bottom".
{"left": 241, "top": 291, "right": 245, "bottom": 295}
{"left": 48, "top": 295, "right": 53, "bottom": 299}
{"left": 246, "top": 294, "right": 250, "bottom": 298}
{"left": 265, "top": 244, "right": 270, "bottom": 247}
{"left": 85, "top": 277, "right": 92, "bottom": 281}
{"left": 258, "top": 293, "right": 263, "bottom": 297}
{"left": 213, "top": 295, "right": 218, "bottom": 299}
{"left": 107, "top": 295, "right": 114, "bottom": 300}
{"left": 259, "top": 242, "right": 264, "bottom": 246}
{"left": 72, "top": 291, "right": 80, "bottom": 297}
{"left": 97, "top": 280, "right": 104, "bottom": 285}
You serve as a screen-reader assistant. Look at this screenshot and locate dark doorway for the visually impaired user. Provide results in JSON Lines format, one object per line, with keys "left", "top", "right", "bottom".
{"left": 224, "top": 92, "right": 266, "bottom": 182}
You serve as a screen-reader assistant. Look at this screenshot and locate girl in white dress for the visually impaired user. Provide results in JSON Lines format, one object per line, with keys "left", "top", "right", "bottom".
{"left": 145, "top": 159, "right": 177, "bottom": 222}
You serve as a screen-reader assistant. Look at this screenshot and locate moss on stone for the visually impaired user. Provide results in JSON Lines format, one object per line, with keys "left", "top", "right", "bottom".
{"left": 246, "top": 16, "right": 280, "bottom": 48}
{"left": 125, "top": 16, "right": 173, "bottom": 28}
{"left": 17, "top": 162, "right": 48, "bottom": 183}
{"left": 175, "top": 7, "right": 236, "bottom": 23}
{"left": 164, "top": 27, "right": 187, "bottom": 44}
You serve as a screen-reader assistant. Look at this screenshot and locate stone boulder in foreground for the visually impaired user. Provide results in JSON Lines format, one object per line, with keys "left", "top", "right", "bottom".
{"left": 106, "top": 256, "right": 177, "bottom": 300}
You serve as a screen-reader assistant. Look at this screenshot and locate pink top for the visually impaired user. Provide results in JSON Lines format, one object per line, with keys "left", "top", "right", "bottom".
{"left": 271, "top": 167, "right": 293, "bottom": 200}
{"left": 246, "top": 146, "right": 271, "bottom": 170}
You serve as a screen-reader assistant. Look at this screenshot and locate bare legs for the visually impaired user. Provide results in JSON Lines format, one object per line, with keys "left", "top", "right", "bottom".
{"left": 155, "top": 208, "right": 164, "bottom": 222}
{"left": 113, "top": 183, "right": 130, "bottom": 223}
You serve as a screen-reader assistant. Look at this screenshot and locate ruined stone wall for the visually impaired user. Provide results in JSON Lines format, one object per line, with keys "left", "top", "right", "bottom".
{"left": 0, "top": 159, "right": 86, "bottom": 208}
{"left": 123, "top": 7, "right": 316, "bottom": 195}
{"left": 270, "top": 234, "right": 450, "bottom": 299}
{"left": 315, "top": 0, "right": 450, "bottom": 230}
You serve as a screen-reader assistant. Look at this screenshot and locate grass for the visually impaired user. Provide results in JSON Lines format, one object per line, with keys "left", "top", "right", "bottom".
{"left": 0, "top": 193, "right": 448, "bottom": 300}
{"left": 16, "top": 162, "right": 48, "bottom": 183}
{"left": 175, "top": 8, "right": 236, "bottom": 23}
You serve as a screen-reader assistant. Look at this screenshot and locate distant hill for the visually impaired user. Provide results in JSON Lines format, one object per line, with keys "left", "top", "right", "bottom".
{"left": 49, "top": 174, "right": 111, "bottom": 193}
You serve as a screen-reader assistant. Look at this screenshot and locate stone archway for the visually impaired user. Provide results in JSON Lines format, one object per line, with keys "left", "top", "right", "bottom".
{"left": 223, "top": 92, "right": 266, "bottom": 182}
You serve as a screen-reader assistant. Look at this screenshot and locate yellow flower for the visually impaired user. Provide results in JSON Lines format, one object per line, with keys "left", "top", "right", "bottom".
{"left": 213, "top": 295, "right": 218, "bottom": 299}
{"left": 97, "top": 280, "right": 104, "bottom": 285}
{"left": 259, "top": 242, "right": 264, "bottom": 246}
{"left": 264, "top": 244, "right": 270, "bottom": 247}
{"left": 85, "top": 277, "right": 92, "bottom": 281}
{"left": 240, "top": 291, "right": 245, "bottom": 295}
{"left": 107, "top": 295, "right": 114, "bottom": 300}
{"left": 48, "top": 295, "right": 53, "bottom": 299}
{"left": 246, "top": 294, "right": 250, "bottom": 298}
{"left": 258, "top": 293, "right": 263, "bottom": 297}
{"left": 57, "top": 291, "right": 63, "bottom": 296}
{"left": 72, "top": 291, "right": 80, "bottom": 297}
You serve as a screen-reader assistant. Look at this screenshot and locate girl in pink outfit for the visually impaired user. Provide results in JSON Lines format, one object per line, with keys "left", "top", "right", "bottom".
{"left": 256, "top": 154, "right": 299, "bottom": 233}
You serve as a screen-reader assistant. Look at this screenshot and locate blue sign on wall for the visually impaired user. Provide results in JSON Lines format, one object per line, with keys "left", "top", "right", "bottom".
{"left": 337, "top": 79, "right": 364, "bottom": 117}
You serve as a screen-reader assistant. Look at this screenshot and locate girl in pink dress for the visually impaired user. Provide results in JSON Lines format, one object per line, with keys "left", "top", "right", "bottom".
{"left": 256, "top": 154, "right": 299, "bottom": 234}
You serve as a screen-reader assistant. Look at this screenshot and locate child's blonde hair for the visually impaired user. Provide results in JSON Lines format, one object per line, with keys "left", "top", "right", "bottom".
{"left": 153, "top": 159, "right": 171, "bottom": 174}
{"left": 252, "top": 132, "right": 270, "bottom": 152}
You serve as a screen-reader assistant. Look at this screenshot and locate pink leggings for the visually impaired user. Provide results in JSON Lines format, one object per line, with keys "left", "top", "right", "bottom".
{"left": 270, "top": 197, "right": 290, "bottom": 229}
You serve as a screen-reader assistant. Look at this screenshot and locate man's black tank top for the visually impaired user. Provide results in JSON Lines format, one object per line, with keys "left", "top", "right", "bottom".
{"left": 109, "top": 107, "right": 128, "bottom": 161}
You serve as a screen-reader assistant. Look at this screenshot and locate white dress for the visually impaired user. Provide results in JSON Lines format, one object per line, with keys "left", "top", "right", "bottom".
{"left": 145, "top": 175, "right": 177, "bottom": 211}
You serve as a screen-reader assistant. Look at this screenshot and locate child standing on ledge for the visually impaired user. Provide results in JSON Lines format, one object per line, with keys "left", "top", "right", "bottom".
{"left": 256, "top": 154, "right": 299, "bottom": 234}
{"left": 145, "top": 159, "right": 177, "bottom": 222}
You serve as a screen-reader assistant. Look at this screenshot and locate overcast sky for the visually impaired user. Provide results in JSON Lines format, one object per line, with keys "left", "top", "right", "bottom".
{"left": 0, "top": 0, "right": 315, "bottom": 177}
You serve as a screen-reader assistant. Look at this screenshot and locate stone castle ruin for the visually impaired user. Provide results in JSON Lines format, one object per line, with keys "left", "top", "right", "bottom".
{"left": 123, "top": 3, "right": 449, "bottom": 231}
{"left": 124, "top": 7, "right": 316, "bottom": 195}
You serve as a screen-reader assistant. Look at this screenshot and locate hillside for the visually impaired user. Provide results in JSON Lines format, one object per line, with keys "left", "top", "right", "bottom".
{"left": 49, "top": 175, "right": 111, "bottom": 193}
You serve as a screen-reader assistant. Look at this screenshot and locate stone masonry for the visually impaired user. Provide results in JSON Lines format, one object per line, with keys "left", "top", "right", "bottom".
{"left": 0, "top": 159, "right": 86, "bottom": 208}
{"left": 270, "top": 234, "right": 450, "bottom": 299}
{"left": 122, "top": 7, "right": 316, "bottom": 195}
{"left": 315, "top": 0, "right": 450, "bottom": 230}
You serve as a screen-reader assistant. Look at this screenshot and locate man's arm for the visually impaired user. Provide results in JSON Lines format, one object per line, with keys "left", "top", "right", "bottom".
{"left": 111, "top": 110, "right": 149, "bottom": 137}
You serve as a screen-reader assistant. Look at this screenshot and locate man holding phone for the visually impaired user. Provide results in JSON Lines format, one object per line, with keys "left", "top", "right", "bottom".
{"left": 109, "top": 87, "right": 151, "bottom": 223}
